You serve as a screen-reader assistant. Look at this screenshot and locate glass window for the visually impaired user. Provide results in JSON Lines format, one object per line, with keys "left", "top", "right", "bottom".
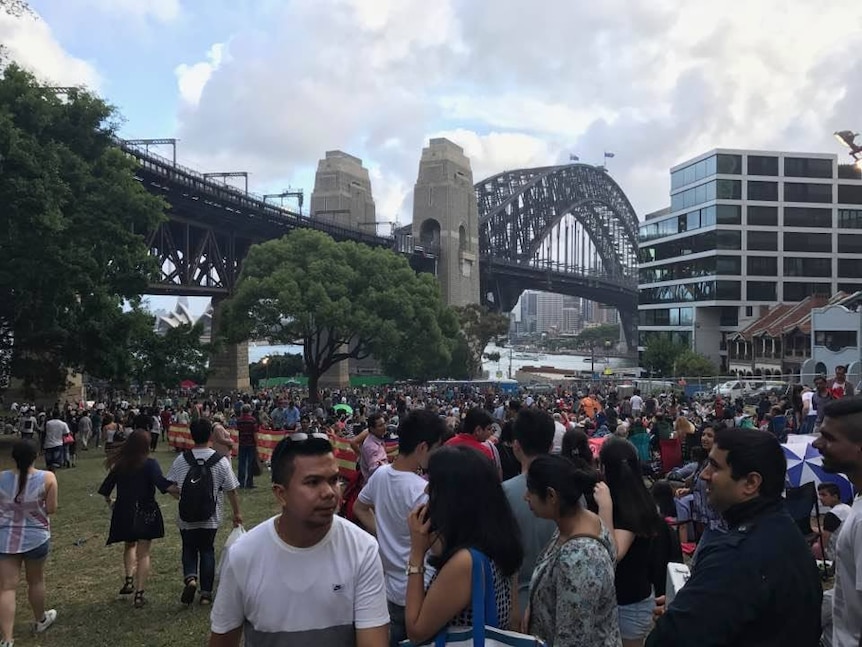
{"left": 747, "top": 281, "right": 777, "bottom": 301}
{"left": 746, "top": 205, "right": 778, "bottom": 227}
{"left": 748, "top": 231, "right": 778, "bottom": 251}
{"left": 784, "top": 232, "right": 831, "bottom": 252}
{"left": 747, "top": 206, "right": 778, "bottom": 226}
{"left": 783, "top": 282, "right": 832, "bottom": 301}
{"left": 785, "top": 182, "right": 833, "bottom": 203}
{"left": 716, "top": 204, "right": 742, "bottom": 225}
{"left": 716, "top": 179, "right": 742, "bottom": 200}
{"left": 838, "top": 258, "right": 862, "bottom": 278}
{"left": 701, "top": 206, "right": 716, "bottom": 227}
{"left": 746, "top": 181, "right": 778, "bottom": 201}
{"left": 716, "top": 281, "right": 742, "bottom": 300}
{"left": 838, "top": 209, "right": 862, "bottom": 229}
{"left": 686, "top": 211, "right": 701, "bottom": 231}
{"left": 784, "top": 207, "right": 833, "bottom": 228}
{"left": 783, "top": 257, "right": 832, "bottom": 277}
{"left": 838, "top": 184, "right": 862, "bottom": 205}
{"left": 838, "top": 234, "right": 862, "bottom": 253}
{"left": 679, "top": 307, "right": 694, "bottom": 325}
{"left": 716, "top": 255, "right": 742, "bottom": 274}
{"left": 716, "top": 154, "right": 742, "bottom": 175}
{"left": 720, "top": 306, "right": 739, "bottom": 327}
{"left": 716, "top": 230, "right": 742, "bottom": 250}
{"left": 838, "top": 282, "right": 862, "bottom": 294}
{"left": 784, "top": 157, "right": 833, "bottom": 179}
{"left": 747, "top": 155, "right": 778, "bottom": 176}
{"left": 640, "top": 281, "right": 718, "bottom": 305}
{"left": 747, "top": 256, "right": 778, "bottom": 275}
{"left": 839, "top": 165, "right": 862, "bottom": 180}
{"left": 814, "top": 331, "right": 858, "bottom": 351}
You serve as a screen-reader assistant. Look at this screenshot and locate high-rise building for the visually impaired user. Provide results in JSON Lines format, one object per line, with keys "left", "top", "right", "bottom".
{"left": 638, "top": 149, "right": 862, "bottom": 370}
{"left": 537, "top": 292, "right": 564, "bottom": 333}
{"left": 563, "top": 306, "right": 581, "bottom": 333}
{"left": 520, "top": 290, "right": 539, "bottom": 333}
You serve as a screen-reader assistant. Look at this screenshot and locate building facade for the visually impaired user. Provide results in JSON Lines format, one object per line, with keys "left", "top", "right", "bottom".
{"left": 639, "top": 149, "right": 862, "bottom": 370}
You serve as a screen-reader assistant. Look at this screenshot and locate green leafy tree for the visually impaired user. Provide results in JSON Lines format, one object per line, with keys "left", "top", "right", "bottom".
{"left": 249, "top": 354, "right": 305, "bottom": 385}
{"left": 220, "top": 230, "right": 456, "bottom": 401}
{"left": 127, "top": 310, "right": 209, "bottom": 395}
{"left": 575, "top": 324, "right": 620, "bottom": 348}
{"left": 452, "top": 304, "right": 510, "bottom": 378}
{"left": 0, "top": 66, "right": 165, "bottom": 394}
{"left": 641, "top": 334, "right": 688, "bottom": 377}
{"left": 674, "top": 349, "right": 717, "bottom": 378}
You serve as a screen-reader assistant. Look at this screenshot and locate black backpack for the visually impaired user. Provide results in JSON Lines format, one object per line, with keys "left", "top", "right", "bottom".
{"left": 178, "top": 451, "right": 222, "bottom": 523}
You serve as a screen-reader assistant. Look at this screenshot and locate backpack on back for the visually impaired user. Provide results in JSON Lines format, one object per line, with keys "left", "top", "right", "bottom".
{"left": 179, "top": 450, "right": 222, "bottom": 523}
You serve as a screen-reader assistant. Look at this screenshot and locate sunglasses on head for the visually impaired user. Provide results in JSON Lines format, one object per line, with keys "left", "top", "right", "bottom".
{"left": 286, "top": 432, "right": 330, "bottom": 442}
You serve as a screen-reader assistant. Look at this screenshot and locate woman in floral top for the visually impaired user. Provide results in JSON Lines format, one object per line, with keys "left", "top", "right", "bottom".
{"left": 525, "top": 455, "right": 621, "bottom": 647}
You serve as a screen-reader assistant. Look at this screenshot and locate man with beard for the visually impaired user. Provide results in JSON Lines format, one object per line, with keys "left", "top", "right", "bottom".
{"left": 814, "top": 397, "right": 862, "bottom": 647}
{"left": 647, "top": 427, "right": 821, "bottom": 647}
{"left": 209, "top": 434, "right": 389, "bottom": 647}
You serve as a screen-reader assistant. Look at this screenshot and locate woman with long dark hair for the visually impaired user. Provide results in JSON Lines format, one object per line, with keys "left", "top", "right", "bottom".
{"left": 598, "top": 436, "right": 666, "bottom": 647}
{"left": 405, "top": 445, "right": 523, "bottom": 644}
{"left": 561, "top": 428, "right": 594, "bottom": 469}
{"left": 98, "top": 430, "right": 177, "bottom": 608}
{"left": 0, "top": 440, "right": 59, "bottom": 644}
{"left": 525, "top": 455, "right": 620, "bottom": 646}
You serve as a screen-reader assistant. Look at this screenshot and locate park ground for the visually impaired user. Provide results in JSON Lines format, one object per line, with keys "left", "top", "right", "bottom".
{"left": 0, "top": 437, "right": 279, "bottom": 647}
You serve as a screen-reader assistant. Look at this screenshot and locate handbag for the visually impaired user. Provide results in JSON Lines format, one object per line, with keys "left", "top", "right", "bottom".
{"left": 402, "top": 548, "right": 546, "bottom": 647}
{"left": 132, "top": 500, "right": 160, "bottom": 536}
{"left": 251, "top": 455, "right": 263, "bottom": 477}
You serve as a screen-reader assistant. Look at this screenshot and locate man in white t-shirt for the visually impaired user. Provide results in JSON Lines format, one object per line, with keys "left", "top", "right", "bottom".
{"left": 210, "top": 433, "right": 389, "bottom": 647}
{"left": 630, "top": 390, "right": 644, "bottom": 418}
{"left": 814, "top": 396, "right": 862, "bottom": 647}
{"left": 354, "top": 410, "right": 445, "bottom": 647}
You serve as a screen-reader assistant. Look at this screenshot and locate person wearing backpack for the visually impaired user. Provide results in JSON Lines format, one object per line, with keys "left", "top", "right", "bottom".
{"left": 167, "top": 418, "right": 242, "bottom": 607}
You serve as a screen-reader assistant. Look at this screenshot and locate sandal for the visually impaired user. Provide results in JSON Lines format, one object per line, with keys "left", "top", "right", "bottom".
{"left": 181, "top": 577, "right": 197, "bottom": 605}
{"left": 133, "top": 591, "right": 146, "bottom": 608}
{"left": 119, "top": 576, "right": 135, "bottom": 595}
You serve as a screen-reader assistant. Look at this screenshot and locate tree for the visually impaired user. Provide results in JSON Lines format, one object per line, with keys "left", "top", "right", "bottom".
{"left": 674, "top": 350, "right": 717, "bottom": 378}
{"left": 575, "top": 323, "right": 620, "bottom": 348}
{"left": 220, "top": 230, "right": 457, "bottom": 400}
{"left": 452, "top": 304, "right": 510, "bottom": 378}
{"left": 249, "top": 354, "right": 304, "bottom": 385}
{"left": 641, "top": 334, "right": 689, "bottom": 377}
{"left": 125, "top": 308, "right": 209, "bottom": 395}
{"left": 0, "top": 0, "right": 32, "bottom": 17}
{"left": 0, "top": 66, "right": 166, "bottom": 394}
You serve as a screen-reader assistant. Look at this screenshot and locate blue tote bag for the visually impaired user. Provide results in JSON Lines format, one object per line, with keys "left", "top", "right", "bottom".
{"left": 402, "top": 549, "right": 546, "bottom": 647}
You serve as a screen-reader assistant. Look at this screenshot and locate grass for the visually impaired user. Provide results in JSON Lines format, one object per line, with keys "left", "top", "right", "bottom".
{"left": 0, "top": 437, "right": 281, "bottom": 647}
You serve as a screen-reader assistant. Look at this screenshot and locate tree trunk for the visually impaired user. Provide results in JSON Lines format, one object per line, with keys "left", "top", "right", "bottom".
{"left": 307, "top": 368, "right": 321, "bottom": 404}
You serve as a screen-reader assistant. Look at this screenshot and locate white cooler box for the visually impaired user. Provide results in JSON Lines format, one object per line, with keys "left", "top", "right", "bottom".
{"left": 665, "top": 562, "right": 691, "bottom": 605}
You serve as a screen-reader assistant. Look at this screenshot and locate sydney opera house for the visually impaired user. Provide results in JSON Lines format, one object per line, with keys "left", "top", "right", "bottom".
{"left": 152, "top": 297, "right": 213, "bottom": 343}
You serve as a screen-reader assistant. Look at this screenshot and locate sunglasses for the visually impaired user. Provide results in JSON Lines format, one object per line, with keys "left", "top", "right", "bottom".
{"left": 286, "top": 432, "right": 330, "bottom": 442}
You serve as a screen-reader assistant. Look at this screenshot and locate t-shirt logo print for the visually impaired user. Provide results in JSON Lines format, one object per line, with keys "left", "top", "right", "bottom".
{"left": 332, "top": 584, "right": 343, "bottom": 592}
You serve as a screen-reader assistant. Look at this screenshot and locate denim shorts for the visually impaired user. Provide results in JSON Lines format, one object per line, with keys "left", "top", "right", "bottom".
{"left": 618, "top": 594, "right": 655, "bottom": 640}
{"left": 0, "top": 540, "right": 50, "bottom": 561}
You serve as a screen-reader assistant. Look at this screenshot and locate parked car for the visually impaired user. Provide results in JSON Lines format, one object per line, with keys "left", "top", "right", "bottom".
{"left": 713, "top": 380, "right": 759, "bottom": 401}
{"left": 743, "top": 382, "right": 791, "bottom": 405}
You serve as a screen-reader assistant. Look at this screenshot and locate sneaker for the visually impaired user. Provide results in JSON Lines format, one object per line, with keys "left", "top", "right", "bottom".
{"left": 34, "top": 609, "right": 57, "bottom": 634}
{"left": 181, "top": 578, "right": 197, "bottom": 605}
{"left": 0, "top": 639, "right": 13, "bottom": 646}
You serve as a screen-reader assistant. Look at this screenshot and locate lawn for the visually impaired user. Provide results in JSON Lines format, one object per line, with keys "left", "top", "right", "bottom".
{"left": 0, "top": 437, "right": 280, "bottom": 647}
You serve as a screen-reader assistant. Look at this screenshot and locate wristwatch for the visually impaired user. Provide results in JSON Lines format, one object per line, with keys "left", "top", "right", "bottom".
{"left": 405, "top": 563, "right": 425, "bottom": 576}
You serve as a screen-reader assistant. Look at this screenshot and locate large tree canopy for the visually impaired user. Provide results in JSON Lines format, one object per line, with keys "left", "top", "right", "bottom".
{"left": 0, "top": 65, "right": 166, "bottom": 393}
{"left": 220, "top": 230, "right": 458, "bottom": 399}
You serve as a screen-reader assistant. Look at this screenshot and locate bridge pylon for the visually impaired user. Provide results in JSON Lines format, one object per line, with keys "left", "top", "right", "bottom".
{"left": 206, "top": 298, "right": 250, "bottom": 392}
{"left": 412, "top": 138, "right": 480, "bottom": 307}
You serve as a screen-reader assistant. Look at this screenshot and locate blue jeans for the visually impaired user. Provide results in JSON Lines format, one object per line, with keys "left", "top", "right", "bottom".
{"left": 237, "top": 446, "right": 256, "bottom": 488}
{"left": 180, "top": 528, "right": 217, "bottom": 594}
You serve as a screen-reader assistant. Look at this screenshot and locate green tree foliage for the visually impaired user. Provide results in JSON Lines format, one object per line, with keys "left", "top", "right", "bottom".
{"left": 674, "top": 349, "right": 717, "bottom": 378}
{"left": 220, "top": 230, "right": 457, "bottom": 400}
{"left": 575, "top": 323, "right": 620, "bottom": 347}
{"left": 0, "top": 66, "right": 166, "bottom": 393}
{"left": 0, "top": 0, "right": 32, "bottom": 17}
{"left": 641, "top": 334, "right": 689, "bottom": 377}
{"left": 126, "top": 308, "right": 209, "bottom": 394}
{"left": 452, "top": 304, "right": 510, "bottom": 378}
{"left": 249, "top": 354, "right": 304, "bottom": 385}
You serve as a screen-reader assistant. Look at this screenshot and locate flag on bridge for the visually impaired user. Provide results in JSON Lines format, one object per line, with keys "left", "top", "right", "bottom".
{"left": 604, "top": 152, "right": 615, "bottom": 158}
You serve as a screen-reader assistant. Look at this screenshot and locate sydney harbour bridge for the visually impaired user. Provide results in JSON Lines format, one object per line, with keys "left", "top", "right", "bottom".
{"left": 121, "top": 138, "right": 638, "bottom": 385}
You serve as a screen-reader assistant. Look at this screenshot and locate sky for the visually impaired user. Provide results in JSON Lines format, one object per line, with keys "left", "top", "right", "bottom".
{"left": 5, "top": 0, "right": 862, "bottom": 314}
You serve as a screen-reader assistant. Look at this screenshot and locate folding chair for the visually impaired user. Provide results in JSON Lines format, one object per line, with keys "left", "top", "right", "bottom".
{"left": 659, "top": 437, "right": 683, "bottom": 475}
{"left": 784, "top": 482, "right": 828, "bottom": 579}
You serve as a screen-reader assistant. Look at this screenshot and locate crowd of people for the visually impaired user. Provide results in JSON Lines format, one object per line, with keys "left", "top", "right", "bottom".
{"left": 0, "top": 378, "right": 858, "bottom": 646}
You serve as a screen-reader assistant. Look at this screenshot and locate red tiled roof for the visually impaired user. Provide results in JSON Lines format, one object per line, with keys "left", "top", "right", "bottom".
{"left": 780, "top": 293, "right": 847, "bottom": 335}
{"left": 732, "top": 293, "right": 845, "bottom": 341}
{"left": 734, "top": 304, "right": 793, "bottom": 341}
{"left": 761, "top": 296, "right": 826, "bottom": 337}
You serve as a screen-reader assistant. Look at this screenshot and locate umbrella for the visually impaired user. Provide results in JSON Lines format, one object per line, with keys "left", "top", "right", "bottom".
{"left": 782, "top": 437, "right": 854, "bottom": 503}
{"left": 179, "top": 379, "right": 198, "bottom": 390}
{"left": 334, "top": 403, "right": 353, "bottom": 415}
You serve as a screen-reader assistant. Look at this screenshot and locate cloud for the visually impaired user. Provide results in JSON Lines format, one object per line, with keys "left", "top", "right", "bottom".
{"left": 175, "top": 43, "right": 225, "bottom": 107}
{"left": 0, "top": 12, "right": 100, "bottom": 89}
{"left": 171, "top": 0, "right": 862, "bottom": 220}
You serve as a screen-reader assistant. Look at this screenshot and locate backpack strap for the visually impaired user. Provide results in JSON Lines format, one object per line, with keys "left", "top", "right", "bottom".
{"left": 182, "top": 450, "right": 196, "bottom": 467}
{"left": 204, "top": 452, "right": 222, "bottom": 468}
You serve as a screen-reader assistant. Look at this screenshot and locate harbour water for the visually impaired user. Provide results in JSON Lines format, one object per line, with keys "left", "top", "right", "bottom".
{"left": 249, "top": 342, "right": 634, "bottom": 379}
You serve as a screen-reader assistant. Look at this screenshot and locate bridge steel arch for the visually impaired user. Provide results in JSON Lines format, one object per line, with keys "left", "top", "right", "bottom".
{"left": 475, "top": 164, "right": 639, "bottom": 350}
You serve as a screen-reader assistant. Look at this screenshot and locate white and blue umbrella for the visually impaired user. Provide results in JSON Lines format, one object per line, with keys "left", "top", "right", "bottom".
{"left": 782, "top": 437, "right": 854, "bottom": 503}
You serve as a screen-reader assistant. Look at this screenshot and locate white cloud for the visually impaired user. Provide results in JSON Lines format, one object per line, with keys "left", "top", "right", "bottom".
{"left": 0, "top": 12, "right": 100, "bottom": 89}
{"left": 175, "top": 43, "right": 225, "bottom": 107}
{"left": 81, "top": 0, "right": 181, "bottom": 23}
{"left": 170, "top": 0, "right": 862, "bottom": 220}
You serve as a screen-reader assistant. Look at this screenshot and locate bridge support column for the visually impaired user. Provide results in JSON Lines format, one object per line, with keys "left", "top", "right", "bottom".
{"left": 206, "top": 299, "right": 250, "bottom": 392}
{"left": 618, "top": 309, "right": 639, "bottom": 353}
